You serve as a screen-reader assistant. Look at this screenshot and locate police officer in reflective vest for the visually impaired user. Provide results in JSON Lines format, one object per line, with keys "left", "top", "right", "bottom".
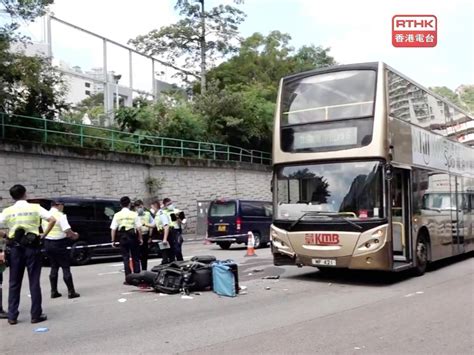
{"left": 162, "top": 198, "right": 183, "bottom": 262}
{"left": 0, "top": 185, "right": 56, "bottom": 325}
{"left": 134, "top": 200, "right": 153, "bottom": 271}
{"left": 110, "top": 196, "right": 142, "bottom": 284}
{"left": 43, "top": 200, "right": 80, "bottom": 299}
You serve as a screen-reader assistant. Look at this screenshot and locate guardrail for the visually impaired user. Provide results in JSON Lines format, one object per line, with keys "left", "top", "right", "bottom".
{"left": 0, "top": 113, "right": 272, "bottom": 165}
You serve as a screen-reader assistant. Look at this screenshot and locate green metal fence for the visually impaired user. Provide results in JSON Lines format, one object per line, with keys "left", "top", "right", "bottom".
{"left": 0, "top": 113, "right": 272, "bottom": 165}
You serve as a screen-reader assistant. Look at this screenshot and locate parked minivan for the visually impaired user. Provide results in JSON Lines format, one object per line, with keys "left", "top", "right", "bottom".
{"left": 29, "top": 197, "right": 122, "bottom": 265}
{"left": 207, "top": 199, "right": 273, "bottom": 249}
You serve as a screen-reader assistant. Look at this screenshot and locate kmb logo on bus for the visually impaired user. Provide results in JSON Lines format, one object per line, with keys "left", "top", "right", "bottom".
{"left": 305, "top": 233, "right": 340, "bottom": 245}
{"left": 392, "top": 15, "right": 437, "bottom": 48}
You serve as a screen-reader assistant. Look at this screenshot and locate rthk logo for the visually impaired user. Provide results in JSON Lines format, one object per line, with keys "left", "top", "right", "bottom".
{"left": 392, "top": 15, "right": 437, "bottom": 47}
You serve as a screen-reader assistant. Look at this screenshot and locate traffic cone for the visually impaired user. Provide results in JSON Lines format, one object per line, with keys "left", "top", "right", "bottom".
{"left": 244, "top": 231, "right": 257, "bottom": 257}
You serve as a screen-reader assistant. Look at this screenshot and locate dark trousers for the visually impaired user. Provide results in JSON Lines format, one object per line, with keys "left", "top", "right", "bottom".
{"left": 161, "top": 229, "right": 178, "bottom": 264}
{"left": 174, "top": 229, "right": 184, "bottom": 262}
{"left": 8, "top": 245, "right": 43, "bottom": 320}
{"left": 120, "top": 234, "right": 140, "bottom": 277}
{"left": 0, "top": 272, "right": 4, "bottom": 311}
{"left": 139, "top": 234, "right": 149, "bottom": 271}
{"left": 44, "top": 239, "right": 73, "bottom": 287}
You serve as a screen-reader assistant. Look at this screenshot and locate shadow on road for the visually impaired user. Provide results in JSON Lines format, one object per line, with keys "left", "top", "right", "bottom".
{"left": 285, "top": 251, "right": 473, "bottom": 287}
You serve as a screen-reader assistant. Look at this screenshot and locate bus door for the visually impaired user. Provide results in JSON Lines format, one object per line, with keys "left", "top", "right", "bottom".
{"left": 391, "top": 168, "right": 411, "bottom": 261}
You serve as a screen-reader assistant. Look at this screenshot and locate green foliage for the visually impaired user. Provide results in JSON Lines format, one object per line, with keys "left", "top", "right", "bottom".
{"left": 430, "top": 86, "right": 464, "bottom": 107}
{"left": 208, "top": 31, "right": 336, "bottom": 101}
{"left": 0, "top": 0, "right": 68, "bottom": 117}
{"left": 459, "top": 86, "right": 474, "bottom": 113}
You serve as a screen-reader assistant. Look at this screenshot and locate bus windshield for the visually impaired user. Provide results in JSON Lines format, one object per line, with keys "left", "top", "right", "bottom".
{"left": 275, "top": 161, "right": 384, "bottom": 221}
{"left": 281, "top": 70, "right": 376, "bottom": 125}
{"left": 280, "top": 70, "right": 377, "bottom": 153}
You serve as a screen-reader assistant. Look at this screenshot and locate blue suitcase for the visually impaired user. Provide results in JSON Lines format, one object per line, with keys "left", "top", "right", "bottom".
{"left": 212, "top": 260, "right": 239, "bottom": 297}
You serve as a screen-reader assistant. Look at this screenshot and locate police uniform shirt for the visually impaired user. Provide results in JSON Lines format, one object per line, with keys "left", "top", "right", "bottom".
{"left": 148, "top": 209, "right": 170, "bottom": 229}
{"left": 0, "top": 200, "right": 51, "bottom": 238}
{"left": 110, "top": 207, "right": 141, "bottom": 231}
{"left": 43, "top": 207, "right": 71, "bottom": 240}
{"left": 138, "top": 211, "right": 153, "bottom": 235}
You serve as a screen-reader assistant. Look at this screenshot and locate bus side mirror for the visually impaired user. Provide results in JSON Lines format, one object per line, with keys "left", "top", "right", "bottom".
{"left": 385, "top": 163, "right": 393, "bottom": 181}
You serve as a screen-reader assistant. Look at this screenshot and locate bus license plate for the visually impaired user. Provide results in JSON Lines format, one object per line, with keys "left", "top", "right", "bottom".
{"left": 312, "top": 258, "right": 336, "bottom": 266}
{"left": 218, "top": 225, "right": 227, "bottom": 232}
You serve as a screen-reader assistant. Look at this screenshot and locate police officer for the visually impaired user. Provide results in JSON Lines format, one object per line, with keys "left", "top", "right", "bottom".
{"left": 134, "top": 200, "right": 153, "bottom": 271}
{"left": 162, "top": 198, "right": 182, "bottom": 262}
{"left": 0, "top": 184, "right": 56, "bottom": 325}
{"left": 163, "top": 198, "right": 186, "bottom": 262}
{"left": 148, "top": 202, "right": 172, "bottom": 264}
{"left": 110, "top": 196, "right": 142, "bottom": 284}
{"left": 43, "top": 200, "right": 80, "bottom": 299}
{"left": 0, "top": 233, "right": 7, "bottom": 319}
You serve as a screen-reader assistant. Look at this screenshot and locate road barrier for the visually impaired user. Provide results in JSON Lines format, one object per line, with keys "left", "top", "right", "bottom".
{"left": 0, "top": 112, "right": 272, "bottom": 165}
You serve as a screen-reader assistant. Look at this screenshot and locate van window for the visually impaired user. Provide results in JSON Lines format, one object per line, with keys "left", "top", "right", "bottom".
{"left": 95, "top": 202, "right": 121, "bottom": 220}
{"left": 64, "top": 202, "right": 95, "bottom": 220}
{"left": 209, "top": 201, "right": 236, "bottom": 217}
{"left": 241, "top": 202, "right": 266, "bottom": 217}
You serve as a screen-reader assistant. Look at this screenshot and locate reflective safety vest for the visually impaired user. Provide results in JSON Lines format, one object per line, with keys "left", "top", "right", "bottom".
{"left": 115, "top": 209, "right": 138, "bottom": 230}
{"left": 155, "top": 212, "right": 164, "bottom": 231}
{"left": 1, "top": 203, "right": 42, "bottom": 239}
{"left": 42, "top": 209, "right": 65, "bottom": 240}
{"left": 138, "top": 211, "right": 152, "bottom": 234}
{"left": 163, "top": 208, "right": 179, "bottom": 229}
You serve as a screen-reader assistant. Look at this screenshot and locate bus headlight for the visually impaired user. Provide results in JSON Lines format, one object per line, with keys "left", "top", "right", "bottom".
{"left": 354, "top": 225, "right": 387, "bottom": 256}
{"left": 271, "top": 226, "right": 292, "bottom": 251}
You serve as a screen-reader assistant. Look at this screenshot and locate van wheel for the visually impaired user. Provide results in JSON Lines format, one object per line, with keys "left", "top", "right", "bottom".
{"left": 252, "top": 232, "right": 262, "bottom": 249}
{"left": 217, "top": 242, "right": 231, "bottom": 250}
{"left": 413, "top": 234, "right": 428, "bottom": 276}
{"left": 70, "top": 241, "right": 91, "bottom": 265}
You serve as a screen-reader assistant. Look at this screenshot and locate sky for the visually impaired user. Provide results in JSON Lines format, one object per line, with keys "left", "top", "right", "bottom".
{"left": 7, "top": 0, "right": 474, "bottom": 90}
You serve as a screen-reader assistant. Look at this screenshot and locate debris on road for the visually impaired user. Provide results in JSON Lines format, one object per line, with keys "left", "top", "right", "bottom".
{"left": 265, "top": 287, "right": 271, "bottom": 290}
{"left": 248, "top": 273, "right": 253, "bottom": 276}
{"left": 239, "top": 285, "right": 248, "bottom": 291}
{"left": 262, "top": 275, "right": 280, "bottom": 280}
{"left": 181, "top": 295, "right": 194, "bottom": 300}
{"left": 34, "top": 327, "right": 49, "bottom": 333}
{"left": 252, "top": 268, "right": 264, "bottom": 273}
{"left": 118, "top": 298, "right": 127, "bottom": 303}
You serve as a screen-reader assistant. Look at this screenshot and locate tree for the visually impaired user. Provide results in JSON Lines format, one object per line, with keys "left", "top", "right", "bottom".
{"left": 129, "top": 0, "right": 245, "bottom": 93}
{"left": 207, "top": 31, "right": 336, "bottom": 101}
{"left": 0, "top": 0, "right": 68, "bottom": 117}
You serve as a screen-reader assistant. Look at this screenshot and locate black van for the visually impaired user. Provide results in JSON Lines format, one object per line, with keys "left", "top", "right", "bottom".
{"left": 29, "top": 197, "right": 123, "bottom": 265}
{"left": 207, "top": 199, "right": 273, "bottom": 249}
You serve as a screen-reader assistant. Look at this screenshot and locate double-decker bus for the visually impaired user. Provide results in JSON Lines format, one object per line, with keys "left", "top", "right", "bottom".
{"left": 271, "top": 62, "right": 474, "bottom": 275}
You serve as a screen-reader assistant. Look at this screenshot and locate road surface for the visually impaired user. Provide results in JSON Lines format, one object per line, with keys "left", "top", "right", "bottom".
{"left": 1, "top": 242, "right": 473, "bottom": 354}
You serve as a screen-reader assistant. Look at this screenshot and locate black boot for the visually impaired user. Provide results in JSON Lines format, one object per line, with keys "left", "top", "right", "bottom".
{"left": 50, "top": 275, "right": 62, "bottom": 298}
{"left": 64, "top": 276, "right": 80, "bottom": 299}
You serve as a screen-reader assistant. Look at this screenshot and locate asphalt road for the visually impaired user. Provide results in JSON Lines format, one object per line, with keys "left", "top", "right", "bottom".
{"left": 1, "top": 242, "right": 473, "bottom": 355}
